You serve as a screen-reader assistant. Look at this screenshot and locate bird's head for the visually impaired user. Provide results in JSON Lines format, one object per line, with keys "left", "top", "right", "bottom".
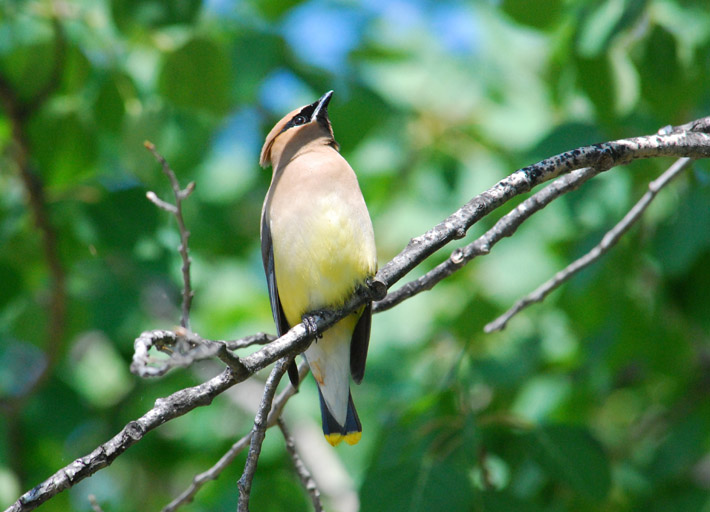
{"left": 260, "top": 90, "right": 338, "bottom": 169}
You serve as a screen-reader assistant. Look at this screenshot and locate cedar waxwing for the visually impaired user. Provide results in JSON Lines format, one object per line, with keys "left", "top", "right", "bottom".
{"left": 260, "top": 91, "right": 377, "bottom": 446}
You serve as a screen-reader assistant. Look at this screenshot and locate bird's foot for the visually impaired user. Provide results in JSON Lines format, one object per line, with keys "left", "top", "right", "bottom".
{"left": 302, "top": 312, "right": 323, "bottom": 339}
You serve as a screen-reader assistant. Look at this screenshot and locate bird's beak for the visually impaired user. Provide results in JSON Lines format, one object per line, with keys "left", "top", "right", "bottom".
{"left": 310, "top": 90, "right": 333, "bottom": 123}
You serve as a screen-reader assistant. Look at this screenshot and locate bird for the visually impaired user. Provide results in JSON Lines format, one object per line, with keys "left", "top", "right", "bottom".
{"left": 260, "top": 90, "right": 377, "bottom": 446}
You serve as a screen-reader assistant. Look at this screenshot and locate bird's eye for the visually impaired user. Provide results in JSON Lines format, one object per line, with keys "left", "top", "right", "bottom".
{"left": 293, "top": 115, "right": 307, "bottom": 126}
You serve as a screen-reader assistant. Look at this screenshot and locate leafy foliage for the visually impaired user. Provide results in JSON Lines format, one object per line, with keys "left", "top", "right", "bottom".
{"left": 1, "top": 0, "right": 710, "bottom": 510}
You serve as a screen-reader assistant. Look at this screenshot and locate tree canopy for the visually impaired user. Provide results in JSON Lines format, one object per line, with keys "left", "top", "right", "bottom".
{"left": 1, "top": 0, "right": 710, "bottom": 511}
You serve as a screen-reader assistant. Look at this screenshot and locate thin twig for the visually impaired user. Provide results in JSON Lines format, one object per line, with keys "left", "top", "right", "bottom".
{"left": 278, "top": 418, "right": 323, "bottom": 511}
{"left": 144, "top": 141, "right": 195, "bottom": 330}
{"left": 374, "top": 166, "right": 600, "bottom": 313}
{"left": 130, "top": 329, "right": 276, "bottom": 379}
{"left": 485, "top": 157, "right": 693, "bottom": 332}
{"left": 238, "top": 357, "right": 293, "bottom": 511}
{"left": 161, "top": 363, "right": 309, "bottom": 512}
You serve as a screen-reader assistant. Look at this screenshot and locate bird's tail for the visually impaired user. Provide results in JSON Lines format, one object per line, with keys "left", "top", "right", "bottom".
{"left": 318, "top": 387, "right": 361, "bottom": 446}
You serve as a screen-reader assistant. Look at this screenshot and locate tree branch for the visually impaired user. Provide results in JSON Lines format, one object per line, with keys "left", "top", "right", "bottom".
{"left": 374, "top": 128, "right": 710, "bottom": 295}
{"left": 5, "top": 368, "right": 238, "bottom": 512}
{"left": 130, "top": 329, "right": 276, "bottom": 378}
{"left": 484, "top": 157, "right": 694, "bottom": 332}
{"left": 374, "top": 166, "right": 600, "bottom": 312}
{"left": 0, "top": 11, "right": 68, "bottom": 412}
{"left": 161, "top": 362, "right": 309, "bottom": 512}
{"left": 238, "top": 356, "right": 292, "bottom": 511}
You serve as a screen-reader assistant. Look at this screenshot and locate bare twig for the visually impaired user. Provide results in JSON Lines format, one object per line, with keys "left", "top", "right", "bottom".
{"left": 130, "top": 329, "right": 276, "bottom": 378}
{"left": 165, "top": 436, "right": 252, "bottom": 512}
{"left": 145, "top": 141, "right": 196, "bottom": 330}
{"left": 161, "top": 362, "right": 309, "bottom": 512}
{"left": 0, "top": 16, "right": 67, "bottom": 413}
{"left": 485, "top": 157, "right": 694, "bottom": 332}
{"left": 238, "top": 357, "right": 293, "bottom": 511}
{"left": 278, "top": 418, "right": 323, "bottom": 511}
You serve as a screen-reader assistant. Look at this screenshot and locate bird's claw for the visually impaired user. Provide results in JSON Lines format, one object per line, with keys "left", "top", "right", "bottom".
{"left": 302, "top": 313, "right": 322, "bottom": 339}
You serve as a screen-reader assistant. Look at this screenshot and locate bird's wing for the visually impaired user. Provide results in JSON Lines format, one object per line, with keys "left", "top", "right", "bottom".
{"left": 349, "top": 302, "right": 372, "bottom": 384}
{"left": 261, "top": 210, "right": 300, "bottom": 386}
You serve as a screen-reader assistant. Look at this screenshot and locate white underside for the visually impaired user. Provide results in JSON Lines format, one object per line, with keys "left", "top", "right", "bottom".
{"left": 303, "top": 319, "right": 353, "bottom": 426}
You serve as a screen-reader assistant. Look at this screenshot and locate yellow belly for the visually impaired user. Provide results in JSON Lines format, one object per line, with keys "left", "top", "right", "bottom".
{"left": 271, "top": 194, "right": 375, "bottom": 326}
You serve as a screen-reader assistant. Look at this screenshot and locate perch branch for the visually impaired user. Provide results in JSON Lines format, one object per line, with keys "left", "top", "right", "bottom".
{"left": 374, "top": 127, "right": 710, "bottom": 294}
{"left": 485, "top": 157, "right": 693, "bottom": 332}
{"left": 374, "top": 166, "right": 600, "bottom": 312}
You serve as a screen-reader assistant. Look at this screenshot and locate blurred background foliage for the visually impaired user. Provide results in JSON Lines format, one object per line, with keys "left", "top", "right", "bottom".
{"left": 1, "top": 0, "right": 710, "bottom": 510}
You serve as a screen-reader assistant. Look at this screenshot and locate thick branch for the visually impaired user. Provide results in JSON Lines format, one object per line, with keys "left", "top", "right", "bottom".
{"left": 374, "top": 166, "right": 600, "bottom": 312}
{"left": 5, "top": 368, "right": 238, "bottom": 512}
{"left": 375, "top": 129, "right": 710, "bottom": 293}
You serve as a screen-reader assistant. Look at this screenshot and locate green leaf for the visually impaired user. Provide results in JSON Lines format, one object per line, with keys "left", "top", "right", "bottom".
{"left": 248, "top": 0, "right": 304, "bottom": 21}
{"left": 27, "top": 110, "right": 98, "bottom": 188}
{"left": 231, "top": 32, "right": 289, "bottom": 103}
{"left": 158, "top": 37, "right": 232, "bottom": 114}
{"left": 93, "top": 73, "right": 134, "bottom": 134}
{"left": 577, "top": 0, "right": 648, "bottom": 57}
{"left": 479, "top": 491, "right": 546, "bottom": 512}
{"left": 361, "top": 396, "right": 477, "bottom": 511}
{"left": 575, "top": 55, "right": 615, "bottom": 119}
{"left": 0, "top": 260, "right": 22, "bottom": 310}
{"left": 500, "top": 0, "right": 564, "bottom": 30}
{"left": 648, "top": 409, "right": 708, "bottom": 483}
{"left": 0, "top": 40, "right": 56, "bottom": 103}
{"left": 111, "top": 0, "right": 202, "bottom": 31}
{"left": 526, "top": 424, "right": 611, "bottom": 501}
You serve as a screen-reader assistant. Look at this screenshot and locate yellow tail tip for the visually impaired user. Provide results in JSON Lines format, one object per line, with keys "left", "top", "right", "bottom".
{"left": 325, "top": 433, "right": 343, "bottom": 446}
{"left": 324, "top": 431, "right": 362, "bottom": 446}
{"left": 344, "top": 431, "right": 362, "bottom": 446}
